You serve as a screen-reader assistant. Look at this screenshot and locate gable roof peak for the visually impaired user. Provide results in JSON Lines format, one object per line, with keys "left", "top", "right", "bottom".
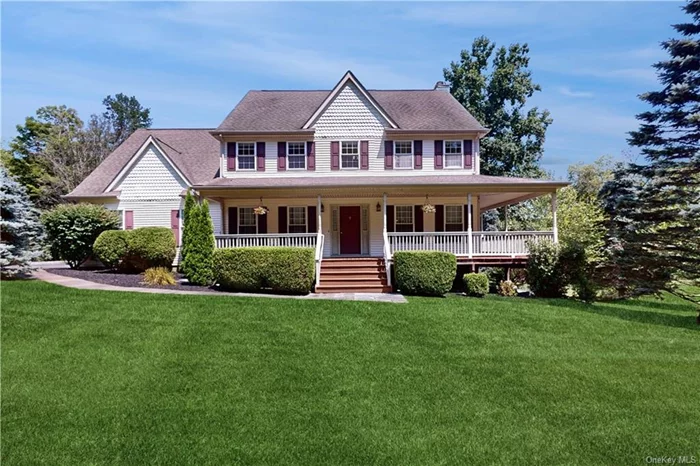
{"left": 301, "top": 71, "right": 400, "bottom": 130}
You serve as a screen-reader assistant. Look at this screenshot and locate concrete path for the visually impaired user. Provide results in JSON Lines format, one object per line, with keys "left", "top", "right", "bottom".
{"left": 31, "top": 260, "right": 69, "bottom": 269}
{"left": 32, "top": 269, "right": 407, "bottom": 304}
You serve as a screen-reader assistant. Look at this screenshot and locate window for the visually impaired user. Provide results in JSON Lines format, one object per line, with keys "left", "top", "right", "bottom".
{"left": 445, "top": 205, "right": 464, "bottom": 232}
{"left": 341, "top": 141, "right": 359, "bottom": 169}
{"left": 238, "top": 207, "right": 257, "bottom": 234}
{"left": 444, "top": 141, "right": 462, "bottom": 169}
{"left": 287, "top": 142, "right": 306, "bottom": 170}
{"left": 237, "top": 143, "right": 256, "bottom": 170}
{"left": 394, "top": 141, "right": 413, "bottom": 169}
{"left": 288, "top": 206, "right": 307, "bottom": 233}
{"left": 395, "top": 205, "right": 414, "bottom": 232}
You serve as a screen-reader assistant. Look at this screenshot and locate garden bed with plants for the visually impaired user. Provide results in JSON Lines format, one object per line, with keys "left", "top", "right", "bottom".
{"left": 47, "top": 267, "right": 212, "bottom": 291}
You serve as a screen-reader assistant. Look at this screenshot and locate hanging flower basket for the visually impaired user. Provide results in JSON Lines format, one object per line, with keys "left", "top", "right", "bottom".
{"left": 422, "top": 203, "right": 436, "bottom": 214}
{"left": 253, "top": 206, "right": 268, "bottom": 216}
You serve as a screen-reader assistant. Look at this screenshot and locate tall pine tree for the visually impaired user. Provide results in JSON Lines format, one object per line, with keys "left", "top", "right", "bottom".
{"left": 601, "top": 0, "right": 700, "bottom": 305}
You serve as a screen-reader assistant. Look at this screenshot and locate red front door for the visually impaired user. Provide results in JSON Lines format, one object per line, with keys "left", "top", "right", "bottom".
{"left": 339, "top": 206, "right": 361, "bottom": 255}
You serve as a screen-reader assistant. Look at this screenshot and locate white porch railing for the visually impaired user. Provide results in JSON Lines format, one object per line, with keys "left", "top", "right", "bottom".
{"left": 214, "top": 233, "right": 317, "bottom": 249}
{"left": 388, "top": 231, "right": 554, "bottom": 257}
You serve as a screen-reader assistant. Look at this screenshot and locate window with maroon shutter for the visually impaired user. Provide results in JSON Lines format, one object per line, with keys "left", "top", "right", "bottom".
{"left": 331, "top": 141, "right": 340, "bottom": 170}
{"left": 395, "top": 205, "right": 414, "bottom": 232}
{"left": 256, "top": 142, "right": 265, "bottom": 172}
{"left": 307, "top": 141, "right": 315, "bottom": 171}
{"left": 277, "top": 142, "right": 286, "bottom": 171}
{"left": 237, "top": 143, "right": 255, "bottom": 170}
{"left": 288, "top": 206, "right": 307, "bottom": 233}
{"left": 384, "top": 140, "right": 393, "bottom": 169}
{"left": 445, "top": 205, "right": 464, "bottom": 232}
{"left": 445, "top": 140, "right": 463, "bottom": 169}
{"left": 227, "top": 142, "right": 236, "bottom": 171}
{"left": 238, "top": 208, "right": 257, "bottom": 234}
{"left": 414, "top": 140, "right": 423, "bottom": 169}
{"left": 434, "top": 140, "right": 443, "bottom": 169}
{"left": 360, "top": 140, "right": 369, "bottom": 170}
{"left": 464, "top": 140, "right": 473, "bottom": 169}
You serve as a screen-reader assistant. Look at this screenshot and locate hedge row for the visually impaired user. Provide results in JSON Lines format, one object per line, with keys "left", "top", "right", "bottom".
{"left": 93, "top": 227, "right": 176, "bottom": 272}
{"left": 394, "top": 251, "right": 456, "bottom": 297}
{"left": 213, "top": 247, "right": 315, "bottom": 294}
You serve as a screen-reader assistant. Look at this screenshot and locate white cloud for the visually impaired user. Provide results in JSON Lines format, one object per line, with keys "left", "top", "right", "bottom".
{"left": 558, "top": 87, "right": 594, "bottom": 99}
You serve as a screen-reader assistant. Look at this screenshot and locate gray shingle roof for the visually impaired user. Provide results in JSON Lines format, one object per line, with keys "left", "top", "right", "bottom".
{"left": 66, "top": 128, "right": 220, "bottom": 198}
{"left": 215, "top": 90, "right": 487, "bottom": 133}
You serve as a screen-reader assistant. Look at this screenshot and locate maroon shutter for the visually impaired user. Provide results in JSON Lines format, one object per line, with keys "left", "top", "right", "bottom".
{"left": 125, "top": 210, "right": 134, "bottom": 230}
{"left": 257, "top": 210, "right": 267, "bottom": 234}
{"left": 227, "top": 142, "right": 236, "bottom": 171}
{"left": 227, "top": 207, "right": 238, "bottom": 234}
{"left": 386, "top": 205, "right": 395, "bottom": 232}
{"left": 464, "top": 204, "right": 469, "bottom": 231}
{"left": 330, "top": 141, "right": 340, "bottom": 170}
{"left": 384, "top": 141, "right": 393, "bottom": 169}
{"left": 464, "top": 140, "right": 473, "bottom": 169}
{"left": 256, "top": 142, "right": 265, "bottom": 172}
{"left": 307, "top": 206, "right": 317, "bottom": 233}
{"left": 360, "top": 140, "right": 369, "bottom": 170}
{"left": 171, "top": 210, "right": 180, "bottom": 245}
{"left": 414, "top": 205, "right": 424, "bottom": 232}
{"left": 277, "top": 142, "right": 286, "bottom": 171}
{"left": 307, "top": 142, "right": 315, "bottom": 171}
{"left": 278, "top": 206, "right": 288, "bottom": 233}
{"left": 434, "top": 140, "right": 443, "bottom": 169}
{"left": 414, "top": 140, "right": 423, "bottom": 169}
{"left": 435, "top": 205, "right": 444, "bottom": 232}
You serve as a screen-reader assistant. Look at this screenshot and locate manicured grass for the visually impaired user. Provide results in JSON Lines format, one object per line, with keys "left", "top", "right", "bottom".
{"left": 2, "top": 280, "right": 699, "bottom": 465}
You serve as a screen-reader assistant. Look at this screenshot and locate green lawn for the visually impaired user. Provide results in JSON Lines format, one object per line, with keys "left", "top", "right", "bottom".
{"left": 2, "top": 280, "right": 699, "bottom": 465}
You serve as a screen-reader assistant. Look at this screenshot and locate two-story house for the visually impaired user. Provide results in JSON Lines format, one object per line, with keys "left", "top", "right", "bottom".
{"left": 67, "top": 71, "right": 566, "bottom": 293}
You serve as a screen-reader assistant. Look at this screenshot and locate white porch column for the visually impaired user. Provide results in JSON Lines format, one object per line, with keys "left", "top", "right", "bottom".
{"left": 552, "top": 191, "right": 559, "bottom": 243}
{"left": 467, "top": 193, "right": 473, "bottom": 258}
{"left": 317, "top": 195, "right": 322, "bottom": 233}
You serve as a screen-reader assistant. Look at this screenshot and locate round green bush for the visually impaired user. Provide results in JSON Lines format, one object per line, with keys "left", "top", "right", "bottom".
{"left": 464, "top": 272, "right": 489, "bottom": 297}
{"left": 394, "top": 251, "right": 456, "bottom": 297}
{"left": 93, "top": 230, "right": 130, "bottom": 269}
{"left": 125, "top": 227, "right": 176, "bottom": 272}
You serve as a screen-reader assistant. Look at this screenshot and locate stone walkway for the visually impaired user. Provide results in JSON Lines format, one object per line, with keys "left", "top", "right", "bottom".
{"left": 32, "top": 269, "right": 407, "bottom": 303}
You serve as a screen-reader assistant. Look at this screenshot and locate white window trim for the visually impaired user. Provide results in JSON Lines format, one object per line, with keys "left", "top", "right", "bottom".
{"left": 238, "top": 206, "right": 258, "bottom": 234}
{"left": 395, "top": 205, "right": 415, "bottom": 232}
{"left": 341, "top": 140, "right": 361, "bottom": 170}
{"left": 444, "top": 140, "right": 463, "bottom": 170}
{"left": 393, "top": 141, "right": 414, "bottom": 170}
{"left": 286, "top": 142, "right": 307, "bottom": 171}
{"left": 236, "top": 142, "right": 256, "bottom": 171}
{"left": 445, "top": 204, "right": 464, "bottom": 231}
{"left": 288, "top": 206, "right": 308, "bottom": 232}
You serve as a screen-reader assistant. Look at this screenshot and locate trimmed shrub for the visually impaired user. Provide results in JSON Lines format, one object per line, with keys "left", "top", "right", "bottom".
{"left": 93, "top": 230, "right": 130, "bottom": 269}
{"left": 143, "top": 267, "right": 177, "bottom": 286}
{"left": 213, "top": 247, "right": 315, "bottom": 294}
{"left": 125, "top": 227, "right": 176, "bottom": 272}
{"left": 180, "top": 190, "right": 196, "bottom": 269}
{"left": 498, "top": 280, "right": 517, "bottom": 297}
{"left": 526, "top": 240, "right": 566, "bottom": 298}
{"left": 41, "top": 203, "right": 121, "bottom": 268}
{"left": 394, "top": 251, "right": 456, "bottom": 297}
{"left": 464, "top": 272, "right": 489, "bottom": 297}
{"left": 180, "top": 199, "right": 215, "bottom": 286}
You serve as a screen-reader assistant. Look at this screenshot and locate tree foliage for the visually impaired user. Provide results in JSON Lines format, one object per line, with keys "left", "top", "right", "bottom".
{"left": 0, "top": 167, "right": 43, "bottom": 277}
{"left": 444, "top": 36, "right": 552, "bottom": 177}
{"left": 600, "top": 1, "right": 700, "bottom": 304}
{"left": 180, "top": 196, "right": 215, "bottom": 286}
{"left": 102, "top": 93, "right": 152, "bottom": 149}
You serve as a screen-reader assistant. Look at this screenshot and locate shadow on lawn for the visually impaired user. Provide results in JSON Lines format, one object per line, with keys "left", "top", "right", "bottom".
{"left": 547, "top": 298, "right": 699, "bottom": 331}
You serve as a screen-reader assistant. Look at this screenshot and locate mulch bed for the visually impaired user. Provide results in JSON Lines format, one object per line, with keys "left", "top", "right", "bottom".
{"left": 49, "top": 268, "right": 215, "bottom": 292}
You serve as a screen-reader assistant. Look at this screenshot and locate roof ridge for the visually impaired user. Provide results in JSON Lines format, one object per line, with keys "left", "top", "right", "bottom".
{"left": 146, "top": 127, "right": 216, "bottom": 131}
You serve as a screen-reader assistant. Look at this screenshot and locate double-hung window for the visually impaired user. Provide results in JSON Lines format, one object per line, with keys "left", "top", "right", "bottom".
{"left": 445, "top": 205, "right": 464, "bottom": 232}
{"left": 341, "top": 141, "right": 359, "bottom": 169}
{"left": 395, "top": 205, "right": 414, "bottom": 232}
{"left": 288, "top": 206, "right": 307, "bottom": 233}
{"left": 287, "top": 142, "right": 306, "bottom": 170}
{"left": 238, "top": 207, "right": 257, "bottom": 234}
{"left": 444, "top": 141, "right": 463, "bottom": 169}
{"left": 237, "top": 143, "right": 256, "bottom": 170}
{"left": 394, "top": 141, "right": 413, "bottom": 169}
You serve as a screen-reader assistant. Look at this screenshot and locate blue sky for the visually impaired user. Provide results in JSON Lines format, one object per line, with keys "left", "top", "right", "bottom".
{"left": 1, "top": 2, "right": 686, "bottom": 178}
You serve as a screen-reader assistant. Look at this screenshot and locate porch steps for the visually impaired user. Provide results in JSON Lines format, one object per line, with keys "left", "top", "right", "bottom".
{"left": 316, "top": 257, "right": 392, "bottom": 293}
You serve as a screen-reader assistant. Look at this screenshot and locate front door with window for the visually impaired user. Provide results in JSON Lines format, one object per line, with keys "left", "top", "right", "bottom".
{"left": 339, "top": 206, "right": 361, "bottom": 255}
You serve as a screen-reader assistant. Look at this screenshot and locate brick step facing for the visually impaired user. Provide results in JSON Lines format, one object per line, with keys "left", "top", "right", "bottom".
{"left": 317, "top": 257, "right": 390, "bottom": 294}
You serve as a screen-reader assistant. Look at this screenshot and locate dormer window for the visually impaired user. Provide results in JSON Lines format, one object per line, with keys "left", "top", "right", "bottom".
{"left": 237, "top": 143, "right": 256, "bottom": 170}
{"left": 287, "top": 142, "right": 306, "bottom": 170}
{"left": 394, "top": 141, "right": 413, "bottom": 169}
{"left": 444, "top": 141, "right": 463, "bottom": 169}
